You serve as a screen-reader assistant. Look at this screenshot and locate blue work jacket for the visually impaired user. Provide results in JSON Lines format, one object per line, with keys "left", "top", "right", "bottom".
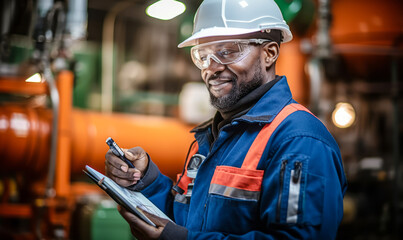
{"left": 141, "top": 76, "right": 347, "bottom": 239}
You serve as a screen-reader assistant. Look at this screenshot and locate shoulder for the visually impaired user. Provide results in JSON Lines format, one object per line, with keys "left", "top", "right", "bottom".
{"left": 264, "top": 109, "right": 345, "bottom": 184}
{"left": 269, "top": 109, "right": 340, "bottom": 155}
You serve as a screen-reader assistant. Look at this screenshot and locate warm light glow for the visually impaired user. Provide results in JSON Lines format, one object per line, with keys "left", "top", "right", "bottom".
{"left": 146, "top": 0, "right": 186, "bottom": 20}
{"left": 332, "top": 102, "right": 356, "bottom": 128}
{"left": 25, "top": 73, "right": 43, "bottom": 83}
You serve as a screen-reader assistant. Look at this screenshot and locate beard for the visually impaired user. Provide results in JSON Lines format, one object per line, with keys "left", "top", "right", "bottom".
{"left": 209, "top": 61, "right": 264, "bottom": 111}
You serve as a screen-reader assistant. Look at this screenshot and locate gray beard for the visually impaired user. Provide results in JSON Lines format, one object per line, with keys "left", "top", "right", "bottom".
{"left": 209, "top": 62, "right": 264, "bottom": 111}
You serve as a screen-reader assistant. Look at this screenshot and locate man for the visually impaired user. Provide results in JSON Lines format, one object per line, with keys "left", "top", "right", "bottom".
{"left": 105, "top": 0, "right": 347, "bottom": 239}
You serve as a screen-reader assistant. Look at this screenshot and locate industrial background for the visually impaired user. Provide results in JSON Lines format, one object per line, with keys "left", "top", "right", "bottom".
{"left": 0, "top": 0, "right": 402, "bottom": 239}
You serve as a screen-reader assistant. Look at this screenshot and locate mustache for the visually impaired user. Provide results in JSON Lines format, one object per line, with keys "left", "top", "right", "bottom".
{"left": 207, "top": 72, "right": 236, "bottom": 82}
{"left": 207, "top": 72, "right": 219, "bottom": 81}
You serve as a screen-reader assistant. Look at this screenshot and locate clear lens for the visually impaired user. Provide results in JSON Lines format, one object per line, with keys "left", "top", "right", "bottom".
{"left": 190, "top": 39, "right": 269, "bottom": 69}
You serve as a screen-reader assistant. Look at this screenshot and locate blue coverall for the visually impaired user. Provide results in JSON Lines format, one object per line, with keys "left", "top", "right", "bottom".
{"left": 140, "top": 76, "right": 347, "bottom": 239}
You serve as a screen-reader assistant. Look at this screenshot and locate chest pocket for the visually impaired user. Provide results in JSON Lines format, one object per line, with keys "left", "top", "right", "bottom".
{"left": 209, "top": 166, "right": 264, "bottom": 201}
{"left": 204, "top": 103, "right": 314, "bottom": 233}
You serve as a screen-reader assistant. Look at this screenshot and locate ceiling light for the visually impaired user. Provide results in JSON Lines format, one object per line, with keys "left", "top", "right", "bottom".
{"left": 332, "top": 102, "right": 356, "bottom": 128}
{"left": 146, "top": 0, "right": 186, "bottom": 20}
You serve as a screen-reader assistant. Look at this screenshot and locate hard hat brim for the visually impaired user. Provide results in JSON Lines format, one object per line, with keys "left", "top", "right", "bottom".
{"left": 178, "top": 27, "right": 292, "bottom": 48}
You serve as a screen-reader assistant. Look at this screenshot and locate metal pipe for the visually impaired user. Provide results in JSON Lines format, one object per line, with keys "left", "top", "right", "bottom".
{"left": 41, "top": 2, "right": 66, "bottom": 198}
{"left": 101, "top": 0, "right": 134, "bottom": 113}
{"left": 43, "top": 64, "right": 59, "bottom": 198}
{"left": 307, "top": 0, "right": 332, "bottom": 115}
{"left": 315, "top": 0, "right": 332, "bottom": 58}
{"left": 307, "top": 58, "right": 324, "bottom": 115}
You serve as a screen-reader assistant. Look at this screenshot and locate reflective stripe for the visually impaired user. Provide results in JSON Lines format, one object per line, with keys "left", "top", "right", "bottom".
{"left": 286, "top": 169, "right": 301, "bottom": 223}
{"left": 242, "top": 103, "right": 312, "bottom": 170}
{"left": 209, "top": 183, "right": 260, "bottom": 201}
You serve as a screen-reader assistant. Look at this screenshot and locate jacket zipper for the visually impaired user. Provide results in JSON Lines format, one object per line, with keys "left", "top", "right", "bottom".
{"left": 293, "top": 161, "right": 302, "bottom": 183}
{"left": 276, "top": 159, "right": 288, "bottom": 222}
{"left": 201, "top": 197, "right": 210, "bottom": 231}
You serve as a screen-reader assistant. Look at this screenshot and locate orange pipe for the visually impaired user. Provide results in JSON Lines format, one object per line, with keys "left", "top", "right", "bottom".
{"left": 0, "top": 78, "right": 48, "bottom": 95}
{"left": 0, "top": 204, "right": 32, "bottom": 218}
{"left": 70, "top": 110, "right": 195, "bottom": 178}
{"left": 0, "top": 106, "right": 194, "bottom": 180}
{"left": 55, "top": 71, "right": 73, "bottom": 197}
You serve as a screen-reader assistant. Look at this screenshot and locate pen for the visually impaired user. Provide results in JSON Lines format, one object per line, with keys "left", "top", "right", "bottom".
{"left": 106, "top": 137, "right": 136, "bottom": 168}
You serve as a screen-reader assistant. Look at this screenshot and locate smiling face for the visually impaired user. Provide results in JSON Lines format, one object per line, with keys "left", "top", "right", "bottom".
{"left": 197, "top": 36, "right": 279, "bottom": 111}
{"left": 203, "top": 52, "right": 264, "bottom": 111}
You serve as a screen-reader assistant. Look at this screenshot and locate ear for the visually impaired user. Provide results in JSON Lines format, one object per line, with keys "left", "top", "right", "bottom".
{"left": 262, "top": 42, "right": 279, "bottom": 68}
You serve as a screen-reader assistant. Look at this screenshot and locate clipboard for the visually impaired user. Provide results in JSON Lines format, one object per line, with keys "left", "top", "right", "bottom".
{"left": 83, "top": 165, "right": 172, "bottom": 227}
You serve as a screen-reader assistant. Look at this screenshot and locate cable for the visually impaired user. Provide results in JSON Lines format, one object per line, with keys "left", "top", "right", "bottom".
{"left": 171, "top": 140, "right": 197, "bottom": 194}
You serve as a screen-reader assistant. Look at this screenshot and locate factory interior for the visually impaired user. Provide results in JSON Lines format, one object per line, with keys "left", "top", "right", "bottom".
{"left": 0, "top": 0, "right": 402, "bottom": 239}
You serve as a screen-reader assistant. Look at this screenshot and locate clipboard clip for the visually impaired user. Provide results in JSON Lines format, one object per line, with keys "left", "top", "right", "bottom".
{"left": 97, "top": 177, "right": 107, "bottom": 190}
{"left": 98, "top": 177, "right": 105, "bottom": 186}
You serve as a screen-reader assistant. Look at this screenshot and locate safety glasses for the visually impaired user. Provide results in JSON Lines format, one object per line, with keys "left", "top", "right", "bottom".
{"left": 190, "top": 39, "right": 270, "bottom": 70}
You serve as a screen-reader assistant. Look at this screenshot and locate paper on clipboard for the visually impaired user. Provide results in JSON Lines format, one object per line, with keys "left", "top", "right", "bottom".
{"left": 84, "top": 165, "right": 172, "bottom": 226}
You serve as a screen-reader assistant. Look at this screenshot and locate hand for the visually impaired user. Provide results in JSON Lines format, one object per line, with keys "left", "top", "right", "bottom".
{"left": 118, "top": 205, "right": 169, "bottom": 240}
{"left": 105, "top": 147, "right": 149, "bottom": 187}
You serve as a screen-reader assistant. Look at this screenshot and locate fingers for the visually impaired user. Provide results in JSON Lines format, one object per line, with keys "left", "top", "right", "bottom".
{"left": 105, "top": 150, "right": 142, "bottom": 187}
{"left": 118, "top": 206, "right": 149, "bottom": 238}
{"left": 140, "top": 209, "right": 170, "bottom": 227}
{"left": 105, "top": 146, "right": 149, "bottom": 187}
{"left": 119, "top": 206, "right": 149, "bottom": 228}
{"left": 118, "top": 206, "right": 163, "bottom": 239}
{"left": 105, "top": 149, "right": 130, "bottom": 170}
{"left": 110, "top": 173, "right": 140, "bottom": 187}
{"left": 125, "top": 147, "right": 147, "bottom": 160}
{"left": 126, "top": 147, "right": 149, "bottom": 174}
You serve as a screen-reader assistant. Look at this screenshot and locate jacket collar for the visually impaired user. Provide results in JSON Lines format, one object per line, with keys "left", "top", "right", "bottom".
{"left": 238, "top": 75, "right": 293, "bottom": 123}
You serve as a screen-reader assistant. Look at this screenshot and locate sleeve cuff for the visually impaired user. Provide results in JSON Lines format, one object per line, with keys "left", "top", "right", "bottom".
{"left": 127, "top": 156, "right": 160, "bottom": 191}
{"left": 159, "top": 221, "right": 188, "bottom": 240}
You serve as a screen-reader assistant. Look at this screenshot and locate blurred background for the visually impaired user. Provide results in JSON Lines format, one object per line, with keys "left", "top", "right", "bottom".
{"left": 0, "top": 0, "right": 402, "bottom": 239}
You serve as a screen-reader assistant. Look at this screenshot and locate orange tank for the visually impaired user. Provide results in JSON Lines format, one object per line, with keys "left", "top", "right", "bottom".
{"left": 331, "top": 0, "right": 402, "bottom": 46}
{"left": 330, "top": 0, "right": 403, "bottom": 78}
{"left": 0, "top": 105, "right": 52, "bottom": 177}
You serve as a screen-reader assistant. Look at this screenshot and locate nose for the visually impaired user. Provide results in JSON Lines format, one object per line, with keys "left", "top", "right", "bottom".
{"left": 204, "top": 54, "right": 225, "bottom": 70}
{"left": 202, "top": 57, "right": 225, "bottom": 82}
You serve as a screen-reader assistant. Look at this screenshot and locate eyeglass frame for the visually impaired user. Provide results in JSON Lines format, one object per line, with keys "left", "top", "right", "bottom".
{"left": 190, "top": 39, "right": 271, "bottom": 70}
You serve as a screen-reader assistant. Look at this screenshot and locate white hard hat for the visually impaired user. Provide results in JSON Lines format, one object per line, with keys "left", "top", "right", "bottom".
{"left": 178, "top": 0, "right": 293, "bottom": 48}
